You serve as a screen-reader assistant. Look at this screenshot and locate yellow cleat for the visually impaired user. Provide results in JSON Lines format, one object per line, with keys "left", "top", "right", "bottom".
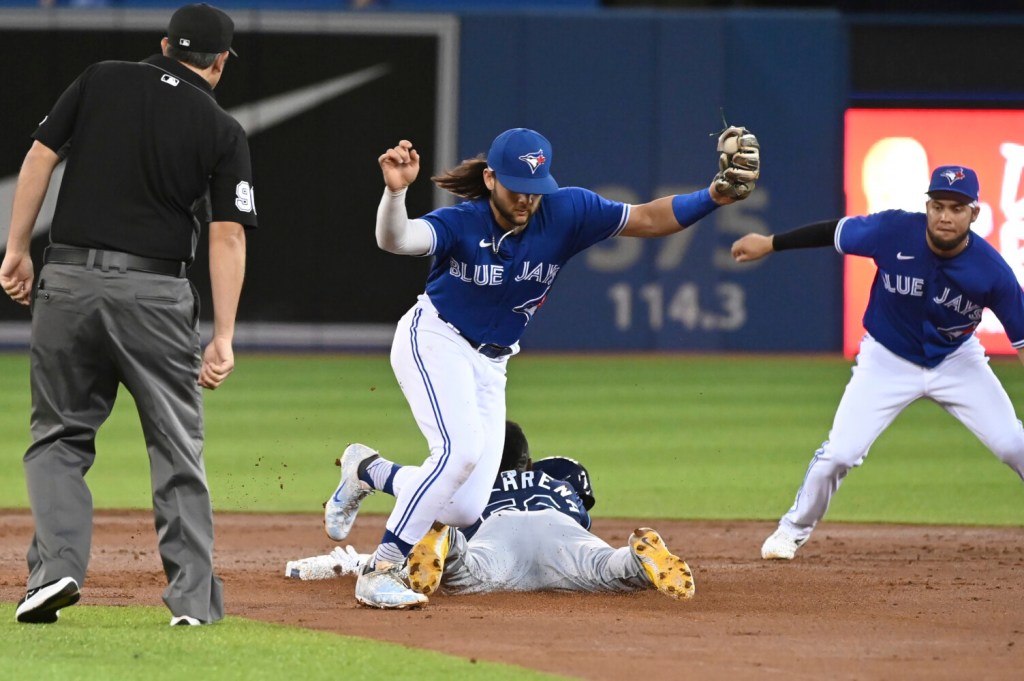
{"left": 407, "top": 522, "right": 454, "bottom": 596}
{"left": 629, "top": 527, "right": 695, "bottom": 601}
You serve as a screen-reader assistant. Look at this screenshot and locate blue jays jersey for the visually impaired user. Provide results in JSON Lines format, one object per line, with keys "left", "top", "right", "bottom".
{"left": 462, "top": 469, "right": 592, "bottom": 540}
{"left": 836, "top": 210, "right": 1024, "bottom": 368}
{"left": 420, "top": 187, "right": 629, "bottom": 347}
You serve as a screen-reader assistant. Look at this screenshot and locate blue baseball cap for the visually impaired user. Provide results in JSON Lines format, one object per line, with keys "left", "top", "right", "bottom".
{"left": 486, "top": 128, "right": 559, "bottom": 195}
{"left": 927, "top": 165, "right": 979, "bottom": 203}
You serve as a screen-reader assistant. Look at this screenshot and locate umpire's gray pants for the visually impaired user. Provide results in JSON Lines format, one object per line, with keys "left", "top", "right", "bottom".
{"left": 24, "top": 261, "right": 224, "bottom": 622}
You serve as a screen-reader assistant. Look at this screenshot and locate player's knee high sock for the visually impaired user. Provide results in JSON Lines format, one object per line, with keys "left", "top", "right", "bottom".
{"left": 360, "top": 457, "right": 401, "bottom": 495}
{"left": 372, "top": 531, "right": 414, "bottom": 568}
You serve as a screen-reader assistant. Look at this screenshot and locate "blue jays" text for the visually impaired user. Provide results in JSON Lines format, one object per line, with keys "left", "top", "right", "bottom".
{"left": 882, "top": 273, "right": 924, "bottom": 297}
{"left": 514, "top": 261, "right": 560, "bottom": 284}
{"left": 449, "top": 259, "right": 504, "bottom": 286}
{"left": 933, "top": 287, "right": 983, "bottom": 320}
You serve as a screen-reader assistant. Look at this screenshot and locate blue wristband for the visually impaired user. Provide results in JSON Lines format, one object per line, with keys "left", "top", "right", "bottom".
{"left": 671, "top": 189, "right": 718, "bottom": 227}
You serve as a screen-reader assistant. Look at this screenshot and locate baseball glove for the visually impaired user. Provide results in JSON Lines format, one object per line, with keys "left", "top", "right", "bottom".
{"left": 713, "top": 126, "right": 760, "bottom": 200}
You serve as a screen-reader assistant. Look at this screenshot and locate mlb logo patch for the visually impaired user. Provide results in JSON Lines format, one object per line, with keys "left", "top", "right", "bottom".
{"left": 160, "top": 74, "right": 180, "bottom": 87}
{"left": 178, "top": 38, "right": 191, "bottom": 47}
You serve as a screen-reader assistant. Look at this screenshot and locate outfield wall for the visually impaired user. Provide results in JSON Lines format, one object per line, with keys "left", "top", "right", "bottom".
{"left": 456, "top": 10, "right": 845, "bottom": 351}
{"left": 1, "top": 9, "right": 1019, "bottom": 352}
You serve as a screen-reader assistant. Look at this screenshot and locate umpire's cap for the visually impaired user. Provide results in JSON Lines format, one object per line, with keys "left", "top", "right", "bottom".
{"left": 487, "top": 128, "right": 559, "bottom": 195}
{"left": 168, "top": 3, "right": 238, "bottom": 57}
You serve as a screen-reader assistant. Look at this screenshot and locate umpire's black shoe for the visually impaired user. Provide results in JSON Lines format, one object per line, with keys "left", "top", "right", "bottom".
{"left": 15, "top": 577, "right": 81, "bottom": 624}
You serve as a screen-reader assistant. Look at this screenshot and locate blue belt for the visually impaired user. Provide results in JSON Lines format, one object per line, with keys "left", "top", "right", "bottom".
{"left": 436, "top": 313, "right": 514, "bottom": 359}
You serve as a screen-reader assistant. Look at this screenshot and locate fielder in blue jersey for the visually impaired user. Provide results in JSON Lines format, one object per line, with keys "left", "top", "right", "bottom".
{"left": 731, "top": 165, "right": 1024, "bottom": 560}
{"left": 300, "top": 421, "right": 694, "bottom": 599}
{"left": 404, "top": 420, "right": 695, "bottom": 600}
{"left": 325, "top": 126, "right": 760, "bottom": 608}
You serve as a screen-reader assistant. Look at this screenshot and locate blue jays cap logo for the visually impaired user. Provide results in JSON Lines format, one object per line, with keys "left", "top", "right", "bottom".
{"left": 518, "top": 150, "right": 547, "bottom": 175}
{"left": 940, "top": 168, "right": 966, "bottom": 185}
{"left": 927, "top": 164, "right": 979, "bottom": 203}
{"left": 486, "top": 128, "right": 559, "bottom": 195}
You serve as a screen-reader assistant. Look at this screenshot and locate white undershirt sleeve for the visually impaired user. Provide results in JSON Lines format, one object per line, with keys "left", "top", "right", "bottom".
{"left": 375, "top": 187, "right": 434, "bottom": 256}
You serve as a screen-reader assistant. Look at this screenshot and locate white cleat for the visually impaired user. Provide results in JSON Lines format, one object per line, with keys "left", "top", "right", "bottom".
{"left": 355, "top": 562, "right": 428, "bottom": 610}
{"left": 761, "top": 527, "right": 805, "bottom": 560}
{"left": 324, "top": 443, "right": 379, "bottom": 541}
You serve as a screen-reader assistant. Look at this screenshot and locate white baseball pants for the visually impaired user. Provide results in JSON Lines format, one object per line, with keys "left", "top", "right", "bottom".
{"left": 779, "top": 333, "right": 1024, "bottom": 540}
{"left": 386, "top": 294, "right": 511, "bottom": 547}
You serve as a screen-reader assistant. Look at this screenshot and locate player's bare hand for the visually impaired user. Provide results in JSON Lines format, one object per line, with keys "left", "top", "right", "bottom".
{"left": 379, "top": 140, "right": 420, "bottom": 192}
{"left": 0, "top": 252, "right": 34, "bottom": 306}
{"left": 731, "top": 233, "right": 774, "bottom": 262}
{"left": 199, "top": 336, "right": 235, "bottom": 389}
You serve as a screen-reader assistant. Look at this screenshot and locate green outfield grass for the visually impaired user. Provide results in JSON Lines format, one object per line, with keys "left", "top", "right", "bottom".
{"left": 0, "top": 604, "right": 569, "bottom": 681}
{"left": 1, "top": 352, "right": 1022, "bottom": 524}
{"left": 2, "top": 351, "right": 1021, "bottom": 680}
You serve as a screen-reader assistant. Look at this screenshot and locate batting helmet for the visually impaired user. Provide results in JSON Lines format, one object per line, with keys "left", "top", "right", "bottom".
{"left": 532, "top": 456, "right": 596, "bottom": 510}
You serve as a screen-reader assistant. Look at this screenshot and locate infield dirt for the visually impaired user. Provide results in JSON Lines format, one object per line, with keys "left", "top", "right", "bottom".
{"left": 1, "top": 510, "right": 1022, "bottom": 680}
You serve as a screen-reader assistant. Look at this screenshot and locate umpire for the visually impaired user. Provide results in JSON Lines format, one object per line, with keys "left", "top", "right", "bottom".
{"left": 1, "top": 3, "right": 257, "bottom": 626}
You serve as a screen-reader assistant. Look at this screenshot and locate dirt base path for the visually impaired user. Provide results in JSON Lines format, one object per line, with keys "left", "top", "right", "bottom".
{"left": 2, "top": 510, "right": 1022, "bottom": 680}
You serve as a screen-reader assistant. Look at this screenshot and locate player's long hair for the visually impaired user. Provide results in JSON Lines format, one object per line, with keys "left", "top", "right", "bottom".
{"left": 431, "top": 155, "right": 490, "bottom": 200}
{"left": 500, "top": 420, "right": 531, "bottom": 472}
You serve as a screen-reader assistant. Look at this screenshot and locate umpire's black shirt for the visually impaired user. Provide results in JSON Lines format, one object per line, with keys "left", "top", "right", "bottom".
{"left": 33, "top": 54, "right": 257, "bottom": 262}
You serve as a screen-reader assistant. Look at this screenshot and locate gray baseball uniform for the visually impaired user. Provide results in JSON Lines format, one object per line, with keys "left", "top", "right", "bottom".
{"left": 435, "top": 466, "right": 648, "bottom": 595}
{"left": 440, "top": 509, "right": 649, "bottom": 595}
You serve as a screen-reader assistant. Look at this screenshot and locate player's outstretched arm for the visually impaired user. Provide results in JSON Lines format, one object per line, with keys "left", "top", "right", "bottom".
{"left": 622, "top": 126, "right": 760, "bottom": 238}
{"left": 732, "top": 219, "right": 841, "bottom": 263}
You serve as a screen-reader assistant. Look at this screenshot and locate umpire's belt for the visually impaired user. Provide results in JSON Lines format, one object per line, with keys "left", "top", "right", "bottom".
{"left": 44, "top": 246, "right": 187, "bottom": 278}
{"left": 437, "top": 313, "right": 514, "bottom": 359}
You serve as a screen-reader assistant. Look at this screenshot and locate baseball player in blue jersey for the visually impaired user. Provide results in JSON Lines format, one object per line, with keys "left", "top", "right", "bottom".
{"left": 405, "top": 421, "right": 695, "bottom": 599}
{"left": 326, "top": 126, "right": 759, "bottom": 608}
{"left": 731, "top": 165, "right": 1024, "bottom": 560}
